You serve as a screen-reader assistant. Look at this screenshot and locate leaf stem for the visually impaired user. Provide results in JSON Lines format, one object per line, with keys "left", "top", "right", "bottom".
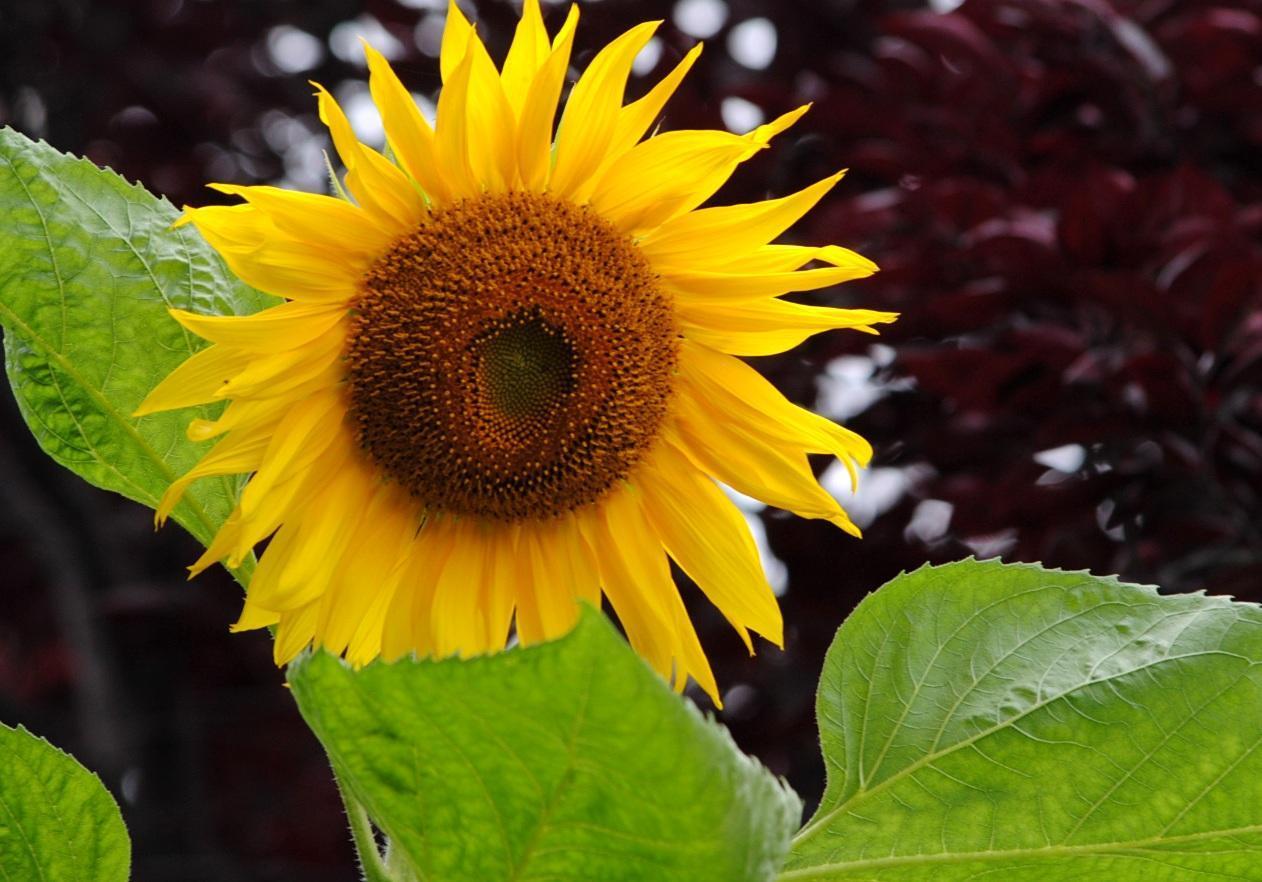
{"left": 336, "top": 774, "right": 394, "bottom": 882}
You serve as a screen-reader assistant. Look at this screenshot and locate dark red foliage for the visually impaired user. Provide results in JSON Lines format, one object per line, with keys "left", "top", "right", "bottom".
{"left": 805, "top": 0, "right": 1262, "bottom": 598}
{"left": 2, "top": 0, "right": 1260, "bottom": 878}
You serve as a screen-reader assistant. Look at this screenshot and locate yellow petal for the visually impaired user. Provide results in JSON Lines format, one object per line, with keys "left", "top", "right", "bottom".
{"left": 381, "top": 519, "right": 457, "bottom": 660}
{"left": 430, "top": 519, "right": 496, "bottom": 657}
{"left": 672, "top": 398, "right": 860, "bottom": 534}
{"left": 511, "top": 530, "right": 547, "bottom": 645}
{"left": 204, "top": 183, "right": 395, "bottom": 254}
{"left": 709, "top": 243, "right": 866, "bottom": 274}
{"left": 557, "top": 513, "right": 602, "bottom": 608}
{"left": 664, "top": 584, "right": 720, "bottom": 704}
{"left": 275, "top": 601, "right": 321, "bottom": 665}
{"left": 500, "top": 0, "right": 550, "bottom": 117}
{"left": 211, "top": 255, "right": 354, "bottom": 304}
{"left": 519, "top": 521, "right": 583, "bottom": 640}
{"left": 235, "top": 389, "right": 345, "bottom": 520}
{"left": 592, "top": 42, "right": 703, "bottom": 184}
{"left": 680, "top": 341, "right": 873, "bottom": 467}
{"left": 578, "top": 42, "right": 705, "bottom": 190}
{"left": 188, "top": 212, "right": 358, "bottom": 303}
{"left": 345, "top": 579, "right": 399, "bottom": 667}
{"left": 362, "top": 41, "right": 454, "bottom": 204}
{"left": 434, "top": 2, "right": 518, "bottom": 191}
{"left": 318, "top": 487, "right": 419, "bottom": 655}
{"left": 679, "top": 298, "right": 898, "bottom": 356}
{"left": 242, "top": 517, "right": 304, "bottom": 605}
{"left": 591, "top": 104, "right": 811, "bottom": 234}
{"left": 463, "top": 41, "right": 517, "bottom": 192}
{"left": 439, "top": 0, "right": 475, "bottom": 83}
{"left": 662, "top": 249, "right": 877, "bottom": 303}
{"left": 175, "top": 202, "right": 264, "bottom": 247}
{"left": 589, "top": 129, "right": 756, "bottom": 234}
{"left": 579, "top": 489, "right": 719, "bottom": 704}
{"left": 549, "top": 20, "right": 660, "bottom": 201}
{"left": 507, "top": 514, "right": 600, "bottom": 647}
{"left": 133, "top": 344, "right": 251, "bottom": 416}
{"left": 478, "top": 524, "right": 519, "bottom": 651}
{"left": 314, "top": 82, "right": 424, "bottom": 228}
{"left": 509, "top": 518, "right": 597, "bottom": 649}
{"left": 433, "top": 39, "right": 483, "bottom": 199}
{"left": 516, "top": 5, "right": 579, "bottom": 191}
{"left": 170, "top": 301, "right": 346, "bottom": 351}
{"left": 213, "top": 330, "right": 343, "bottom": 401}
{"left": 639, "top": 170, "right": 847, "bottom": 266}
{"left": 636, "top": 438, "right": 783, "bottom": 647}
{"left": 577, "top": 495, "right": 672, "bottom": 675}
{"left": 250, "top": 465, "right": 373, "bottom": 612}
{"left": 192, "top": 511, "right": 245, "bottom": 577}
{"left": 226, "top": 439, "right": 352, "bottom": 568}
{"left": 156, "top": 427, "right": 271, "bottom": 525}
{"left": 232, "top": 596, "right": 281, "bottom": 632}
{"left": 749, "top": 103, "right": 813, "bottom": 141}
{"left": 186, "top": 398, "right": 282, "bottom": 443}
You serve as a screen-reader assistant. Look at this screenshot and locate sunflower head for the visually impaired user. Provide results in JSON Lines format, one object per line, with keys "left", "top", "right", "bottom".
{"left": 346, "top": 191, "right": 676, "bottom": 521}
{"left": 137, "top": 0, "right": 895, "bottom": 704}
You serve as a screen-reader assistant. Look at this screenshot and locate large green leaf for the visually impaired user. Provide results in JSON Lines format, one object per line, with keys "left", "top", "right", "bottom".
{"left": 0, "top": 722, "right": 130, "bottom": 882}
{"left": 784, "top": 558, "right": 1262, "bottom": 880}
{"left": 289, "top": 607, "right": 802, "bottom": 882}
{"left": 0, "top": 127, "right": 274, "bottom": 577}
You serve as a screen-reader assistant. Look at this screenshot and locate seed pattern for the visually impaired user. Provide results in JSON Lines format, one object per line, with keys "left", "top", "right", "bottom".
{"left": 346, "top": 192, "right": 677, "bottom": 521}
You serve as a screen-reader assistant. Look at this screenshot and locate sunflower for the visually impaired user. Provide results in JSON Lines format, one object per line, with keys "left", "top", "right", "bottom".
{"left": 137, "top": 0, "right": 894, "bottom": 703}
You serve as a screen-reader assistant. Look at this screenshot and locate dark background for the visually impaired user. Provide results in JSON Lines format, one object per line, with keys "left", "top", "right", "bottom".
{"left": 2, "top": 0, "right": 1261, "bottom": 879}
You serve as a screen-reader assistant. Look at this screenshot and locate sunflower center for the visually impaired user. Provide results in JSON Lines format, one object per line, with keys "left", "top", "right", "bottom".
{"left": 346, "top": 192, "right": 677, "bottom": 522}
{"left": 476, "top": 314, "right": 575, "bottom": 421}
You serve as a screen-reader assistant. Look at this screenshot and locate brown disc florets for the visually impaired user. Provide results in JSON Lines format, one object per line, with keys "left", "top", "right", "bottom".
{"left": 345, "top": 192, "right": 677, "bottom": 521}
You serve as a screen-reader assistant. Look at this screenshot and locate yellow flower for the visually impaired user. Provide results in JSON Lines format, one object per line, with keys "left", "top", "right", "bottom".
{"left": 137, "top": 0, "right": 894, "bottom": 703}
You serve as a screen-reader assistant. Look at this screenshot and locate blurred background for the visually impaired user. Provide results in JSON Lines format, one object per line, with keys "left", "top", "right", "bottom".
{"left": 2, "top": 0, "right": 1261, "bottom": 878}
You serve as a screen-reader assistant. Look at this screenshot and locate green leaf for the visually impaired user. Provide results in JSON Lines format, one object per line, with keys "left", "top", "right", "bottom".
{"left": 0, "top": 127, "right": 274, "bottom": 578}
{"left": 289, "top": 607, "right": 802, "bottom": 882}
{"left": 0, "top": 722, "right": 130, "bottom": 882}
{"left": 784, "top": 558, "right": 1262, "bottom": 880}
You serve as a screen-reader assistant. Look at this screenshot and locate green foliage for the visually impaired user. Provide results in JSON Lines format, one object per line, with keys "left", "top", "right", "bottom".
{"left": 0, "top": 723, "right": 130, "bottom": 882}
{"left": 0, "top": 127, "right": 273, "bottom": 580}
{"left": 784, "top": 558, "right": 1262, "bottom": 880}
{"left": 288, "top": 607, "right": 802, "bottom": 882}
